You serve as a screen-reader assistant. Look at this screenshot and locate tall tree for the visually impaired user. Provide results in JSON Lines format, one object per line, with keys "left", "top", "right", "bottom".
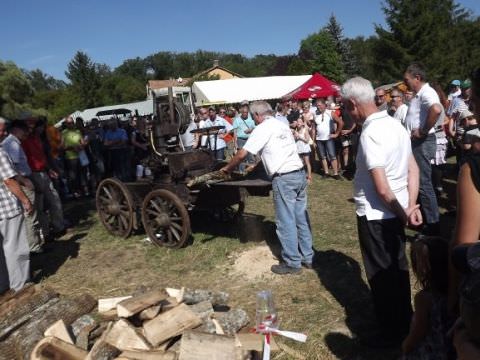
{"left": 0, "top": 61, "right": 34, "bottom": 118}
{"left": 290, "top": 30, "right": 345, "bottom": 82}
{"left": 324, "top": 14, "right": 359, "bottom": 77}
{"left": 65, "top": 51, "right": 100, "bottom": 108}
{"left": 373, "top": 0, "right": 472, "bottom": 84}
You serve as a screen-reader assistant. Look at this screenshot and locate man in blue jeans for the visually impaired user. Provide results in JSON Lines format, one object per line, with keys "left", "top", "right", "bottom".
{"left": 403, "top": 63, "right": 442, "bottom": 235}
{"left": 221, "top": 101, "right": 313, "bottom": 274}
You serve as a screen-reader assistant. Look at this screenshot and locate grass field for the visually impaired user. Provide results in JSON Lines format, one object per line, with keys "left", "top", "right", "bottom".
{"left": 31, "top": 168, "right": 458, "bottom": 360}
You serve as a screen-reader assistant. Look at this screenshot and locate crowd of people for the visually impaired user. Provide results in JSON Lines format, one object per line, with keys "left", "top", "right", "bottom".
{"left": 0, "top": 63, "right": 479, "bottom": 358}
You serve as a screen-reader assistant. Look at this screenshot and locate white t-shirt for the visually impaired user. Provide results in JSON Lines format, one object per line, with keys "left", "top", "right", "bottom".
{"left": 314, "top": 110, "right": 335, "bottom": 141}
{"left": 404, "top": 83, "right": 440, "bottom": 134}
{"left": 243, "top": 116, "right": 303, "bottom": 177}
{"left": 204, "top": 116, "right": 233, "bottom": 150}
{"left": 393, "top": 103, "right": 408, "bottom": 126}
{"left": 354, "top": 111, "right": 411, "bottom": 220}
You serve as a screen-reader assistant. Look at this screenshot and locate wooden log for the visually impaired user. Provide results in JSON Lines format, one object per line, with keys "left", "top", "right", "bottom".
{"left": 86, "top": 322, "right": 121, "bottom": 360}
{"left": 138, "top": 305, "right": 161, "bottom": 321}
{"left": 119, "top": 349, "right": 177, "bottom": 360}
{"left": 99, "top": 296, "right": 132, "bottom": 313}
{"left": 117, "top": 289, "right": 167, "bottom": 318}
{"left": 76, "top": 323, "right": 98, "bottom": 351}
{"left": 165, "top": 288, "right": 185, "bottom": 303}
{"left": 235, "top": 333, "right": 279, "bottom": 352}
{"left": 182, "top": 289, "right": 229, "bottom": 306}
{"left": 71, "top": 314, "right": 96, "bottom": 338}
{"left": 30, "top": 336, "right": 88, "bottom": 360}
{"left": 199, "top": 309, "right": 249, "bottom": 335}
{"left": 159, "top": 297, "right": 179, "bottom": 312}
{"left": 188, "top": 301, "right": 213, "bottom": 321}
{"left": 104, "top": 319, "right": 151, "bottom": 351}
{"left": 0, "top": 286, "right": 58, "bottom": 341}
{"left": 143, "top": 303, "right": 202, "bottom": 347}
{"left": 12, "top": 293, "right": 96, "bottom": 360}
{"left": 44, "top": 319, "right": 74, "bottom": 344}
{"left": 178, "top": 331, "right": 236, "bottom": 360}
{"left": 0, "top": 283, "right": 35, "bottom": 315}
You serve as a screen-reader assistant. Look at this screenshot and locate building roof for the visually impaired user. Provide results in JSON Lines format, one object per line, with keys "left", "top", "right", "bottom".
{"left": 195, "top": 65, "right": 243, "bottom": 79}
{"left": 147, "top": 79, "right": 191, "bottom": 90}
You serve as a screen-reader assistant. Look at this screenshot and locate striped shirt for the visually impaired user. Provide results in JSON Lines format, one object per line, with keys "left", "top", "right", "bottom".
{"left": 0, "top": 148, "right": 22, "bottom": 220}
{"left": 1, "top": 134, "right": 32, "bottom": 176}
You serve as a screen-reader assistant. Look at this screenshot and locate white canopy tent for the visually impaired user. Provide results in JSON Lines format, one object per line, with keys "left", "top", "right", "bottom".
{"left": 192, "top": 75, "right": 311, "bottom": 106}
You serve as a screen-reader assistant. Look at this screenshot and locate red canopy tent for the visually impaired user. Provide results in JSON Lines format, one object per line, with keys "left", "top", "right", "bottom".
{"left": 283, "top": 73, "right": 340, "bottom": 100}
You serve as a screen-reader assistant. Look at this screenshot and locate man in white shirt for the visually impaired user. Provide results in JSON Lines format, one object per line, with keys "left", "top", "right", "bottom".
{"left": 391, "top": 89, "right": 408, "bottom": 126}
{"left": 341, "top": 77, "right": 422, "bottom": 347}
{"left": 403, "top": 63, "right": 442, "bottom": 235}
{"left": 221, "top": 101, "right": 313, "bottom": 275}
{"left": 204, "top": 107, "right": 233, "bottom": 161}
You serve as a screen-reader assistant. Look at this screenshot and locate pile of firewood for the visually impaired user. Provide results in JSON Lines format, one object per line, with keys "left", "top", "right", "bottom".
{"left": 0, "top": 284, "right": 279, "bottom": 360}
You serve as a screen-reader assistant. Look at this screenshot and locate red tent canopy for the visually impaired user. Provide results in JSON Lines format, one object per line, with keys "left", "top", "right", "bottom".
{"left": 284, "top": 73, "right": 340, "bottom": 100}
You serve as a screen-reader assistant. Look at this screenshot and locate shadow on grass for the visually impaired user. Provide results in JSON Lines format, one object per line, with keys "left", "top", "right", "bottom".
{"left": 30, "top": 233, "right": 86, "bottom": 282}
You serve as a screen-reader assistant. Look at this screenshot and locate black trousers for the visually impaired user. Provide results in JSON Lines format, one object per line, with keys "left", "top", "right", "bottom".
{"left": 357, "top": 215, "right": 413, "bottom": 339}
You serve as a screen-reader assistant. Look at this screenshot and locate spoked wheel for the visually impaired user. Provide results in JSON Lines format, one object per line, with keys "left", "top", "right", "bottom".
{"left": 96, "top": 178, "right": 134, "bottom": 238}
{"left": 141, "top": 189, "right": 190, "bottom": 248}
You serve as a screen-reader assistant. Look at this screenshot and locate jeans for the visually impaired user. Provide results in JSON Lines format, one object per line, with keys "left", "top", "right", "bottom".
{"left": 272, "top": 169, "right": 313, "bottom": 268}
{"left": 412, "top": 134, "right": 439, "bottom": 224}
{"left": 316, "top": 139, "right": 336, "bottom": 161}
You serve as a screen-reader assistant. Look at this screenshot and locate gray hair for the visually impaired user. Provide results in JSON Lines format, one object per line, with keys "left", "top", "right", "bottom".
{"left": 249, "top": 101, "right": 273, "bottom": 117}
{"left": 341, "top": 77, "right": 375, "bottom": 104}
{"left": 0, "top": 117, "right": 7, "bottom": 124}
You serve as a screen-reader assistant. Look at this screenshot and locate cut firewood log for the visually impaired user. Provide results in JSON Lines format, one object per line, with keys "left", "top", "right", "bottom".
{"left": 0, "top": 283, "right": 35, "bottom": 316}
{"left": 182, "top": 289, "right": 229, "bottom": 306}
{"left": 44, "top": 319, "right": 74, "bottom": 344}
{"left": 138, "top": 305, "right": 161, "bottom": 321}
{"left": 119, "top": 349, "right": 177, "bottom": 360}
{"left": 0, "top": 286, "right": 58, "bottom": 341}
{"left": 12, "top": 293, "right": 96, "bottom": 360}
{"left": 86, "top": 322, "right": 120, "bottom": 360}
{"left": 143, "top": 303, "right": 202, "bottom": 347}
{"left": 235, "top": 333, "right": 279, "bottom": 352}
{"left": 188, "top": 301, "right": 213, "bottom": 321}
{"left": 199, "top": 309, "right": 249, "bottom": 335}
{"left": 159, "top": 297, "right": 179, "bottom": 312}
{"left": 76, "top": 323, "right": 98, "bottom": 351}
{"left": 71, "top": 314, "right": 96, "bottom": 338}
{"left": 98, "top": 296, "right": 132, "bottom": 313}
{"left": 104, "top": 319, "right": 151, "bottom": 351}
{"left": 178, "top": 331, "right": 236, "bottom": 360}
{"left": 165, "top": 288, "right": 185, "bottom": 303}
{"left": 30, "top": 336, "right": 88, "bottom": 360}
{"left": 117, "top": 289, "right": 167, "bottom": 318}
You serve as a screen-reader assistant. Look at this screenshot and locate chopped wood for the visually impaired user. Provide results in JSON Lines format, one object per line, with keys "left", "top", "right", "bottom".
{"left": 182, "top": 289, "right": 229, "bottom": 306}
{"left": 117, "top": 289, "right": 167, "bottom": 318}
{"left": 165, "top": 288, "right": 184, "bottom": 303}
{"left": 99, "top": 296, "right": 132, "bottom": 313}
{"left": 76, "top": 323, "right": 98, "bottom": 351}
{"left": 11, "top": 293, "right": 96, "bottom": 360}
{"left": 119, "top": 349, "right": 177, "bottom": 360}
{"left": 0, "top": 286, "right": 58, "bottom": 341}
{"left": 44, "top": 319, "right": 74, "bottom": 344}
{"left": 211, "top": 318, "right": 225, "bottom": 335}
{"left": 86, "top": 322, "right": 119, "bottom": 360}
{"left": 187, "top": 300, "right": 213, "bottom": 320}
{"left": 138, "top": 305, "right": 161, "bottom": 321}
{"left": 71, "top": 314, "right": 97, "bottom": 337}
{"left": 0, "top": 283, "right": 35, "bottom": 316}
{"left": 178, "top": 331, "right": 236, "bottom": 360}
{"left": 104, "top": 319, "right": 151, "bottom": 351}
{"left": 235, "top": 333, "right": 279, "bottom": 352}
{"left": 159, "top": 297, "right": 179, "bottom": 312}
{"left": 200, "top": 309, "right": 249, "bottom": 335}
{"left": 143, "top": 303, "right": 202, "bottom": 347}
{"left": 31, "top": 336, "right": 88, "bottom": 360}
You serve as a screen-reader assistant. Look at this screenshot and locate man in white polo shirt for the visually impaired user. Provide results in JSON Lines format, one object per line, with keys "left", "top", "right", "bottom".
{"left": 221, "top": 101, "right": 313, "bottom": 275}
{"left": 403, "top": 63, "right": 442, "bottom": 235}
{"left": 341, "top": 77, "right": 422, "bottom": 347}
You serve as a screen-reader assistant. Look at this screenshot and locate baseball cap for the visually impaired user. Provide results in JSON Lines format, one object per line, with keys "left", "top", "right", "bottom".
{"left": 451, "top": 79, "right": 461, "bottom": 86}
{"left": 461, "top": 79, "right": 472, "bottom": 89}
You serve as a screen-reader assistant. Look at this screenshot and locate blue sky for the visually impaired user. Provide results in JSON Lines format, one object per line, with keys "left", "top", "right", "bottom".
{"left": 2, "top": 0, "right": 479, "bottom": 80}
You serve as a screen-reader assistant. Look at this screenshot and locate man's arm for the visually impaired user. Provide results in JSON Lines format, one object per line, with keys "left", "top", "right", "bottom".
{"left": 423, "top": 103, "right": 442, "bottom": 134}
{"left": 221, "top": 148, "right": 248, "bottom": 173}
{"left": 331, "top": 113, "right": 344, "bottom": 138}
{"left": 407, "top": 154, "right": 419, "bottom": 208}
{"left": 4, "top": 178, "right": 33, "bottom": 215}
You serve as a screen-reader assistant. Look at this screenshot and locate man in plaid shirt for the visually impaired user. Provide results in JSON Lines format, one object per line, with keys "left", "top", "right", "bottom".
{"left": 0, "top": 146, "right": 32, "bottom": 293}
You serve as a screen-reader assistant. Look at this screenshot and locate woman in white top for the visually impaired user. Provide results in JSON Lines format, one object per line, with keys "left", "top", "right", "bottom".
{"left": 293, "top": 117, "right": 312, "bottom": 183}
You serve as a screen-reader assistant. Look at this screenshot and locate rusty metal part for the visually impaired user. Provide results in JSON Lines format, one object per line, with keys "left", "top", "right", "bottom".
{"left": 96, "top": 178, "right": 134, "bottom": 238}
{"left": 141, "top": 189, "right": 191, "bottom": 248}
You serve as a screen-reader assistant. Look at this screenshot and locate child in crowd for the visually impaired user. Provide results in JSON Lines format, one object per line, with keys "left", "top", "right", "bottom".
{"left": 292, "top": 117, "right": 312, "bottom": 183}
{"left": 401, "top": 237, "right": 450, "bottom": 359}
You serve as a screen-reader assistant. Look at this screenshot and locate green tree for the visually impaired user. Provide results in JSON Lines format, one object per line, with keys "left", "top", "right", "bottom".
{"left": 27, "top": 69, "right": 66, "bottom": 92}
{"left": 290, "top": 30, "right": 345, "bottom": 82}
{"left": 324, "top": 14, "right": 358, "bottom": 77}
{"left": 65, "top": 51, "right": 100, "bottom": 108}
{"left": 348, "top": 36, "right": 379, "bottom": 84}
{"left": 0, "top": 61, "right": 34, "bottom": 118}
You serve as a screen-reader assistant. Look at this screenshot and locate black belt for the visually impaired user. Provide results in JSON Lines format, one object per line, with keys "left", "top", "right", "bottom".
{"left": 272, "top": 168, "right": 303, "bottom": 178}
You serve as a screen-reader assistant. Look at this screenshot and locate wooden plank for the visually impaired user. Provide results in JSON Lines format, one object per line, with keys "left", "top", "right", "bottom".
{"left": 44, "top": 319, "right": 74, "bottom": 344}
{"left": 31, "top": 336, "right": 88, "bottom": 360}
{"left": 117, "top": 289, "right": 167, "bottom": 318}
{"left": 159, "top": 297, "right": 179, "bottom": 312}
{"left": 119, "top": 349, "right": 177, "bottom": 360}
{"left": 138, "top": 305, "right": 161, "bottom": 321}
{"left": 104, "top": 319, "right": 151, "bottom": 351}
{"left": 178, "top": 331, "right": 236, "bottom": 360}
{"left": 143, "top": 303, "right": 202, "bottom": 347}
{"left": 98, "top": 296, "right": 132, "bottom": 313}
{"left": 165, "top": 288, "right": 184, "bottom": 303}
{"left": 235, "top": 333, "right": 279, "bottom": 352}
